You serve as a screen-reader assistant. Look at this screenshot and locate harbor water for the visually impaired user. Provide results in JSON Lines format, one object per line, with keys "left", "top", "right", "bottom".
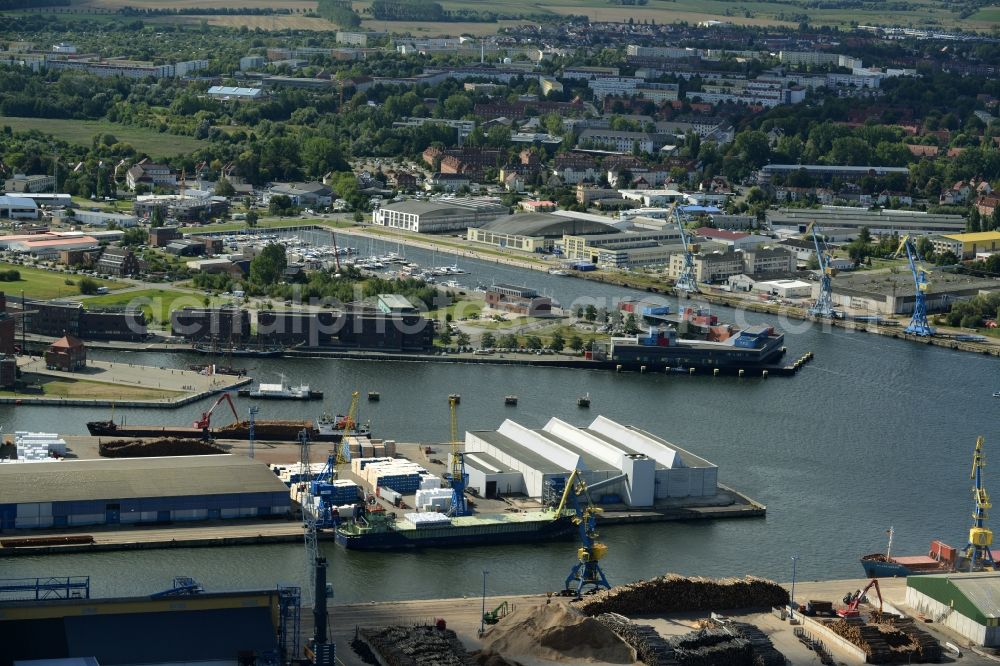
{"left": 2, "top": 228, "right": 997, "bottom": 602}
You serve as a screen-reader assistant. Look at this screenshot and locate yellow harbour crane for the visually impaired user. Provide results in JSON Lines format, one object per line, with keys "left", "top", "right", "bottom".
{"left": 555, "top": 469, "right": 611, "bottom": 597}
{"left": 446, "top": 395, "right": 470, "bottom": 516}
{"left": 966, "top": 436, "right": 995, "bottom": 570}
{"left": 335, "top": 391, "right": 360, "bottom": 465}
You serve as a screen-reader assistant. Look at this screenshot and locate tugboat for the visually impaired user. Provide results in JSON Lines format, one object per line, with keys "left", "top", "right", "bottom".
{"left": 577, "top": 393, "right": 591, "bottom": 408}
{"left": 237, "top": 374, "right": 322, "bottom": 400}
{"left": 504, "top": 395, "right": 518, "bottom": 406}
{"left": 367, "top": 391, "right": 381, "bottom": 402}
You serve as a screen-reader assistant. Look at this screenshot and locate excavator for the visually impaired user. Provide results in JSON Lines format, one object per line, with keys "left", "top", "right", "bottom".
{"left": 192, "top": 392, "right": 239, "bottom": 438}
{"left": 837, "top": 578, "right": 883, "bottom": 618}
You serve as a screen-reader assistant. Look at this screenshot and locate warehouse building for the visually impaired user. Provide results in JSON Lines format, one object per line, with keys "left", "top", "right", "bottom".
{"left": 0, "top": 586, "right": 282, "bottom": 665}
{"left": 467, "top": 212, "right": 615, "bottom": 253}
{"left": 826, "top": 270, "right": 999, "bottom": 315}
{"left": 906, "top": 573, "right": 1000, "bottom": 647}
{"left": 171, "top": 306, "right": 251, "bottom": 342}
{"left": 767, "top": 207, "right": 965, "bottom": 236}
{"left": 372, "top": 197, "right": 508, "bottom": 233}
{"left": 0, "top": 456, "right": 291, "bottom": 529}
{"left": 930, "top": 231, "right": 1000, "bottom": 260}
{"left": 463, "top": 416, "right": 718, "bottom": 506}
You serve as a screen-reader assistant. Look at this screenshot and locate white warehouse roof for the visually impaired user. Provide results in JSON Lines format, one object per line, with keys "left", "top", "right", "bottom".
{"left": 207, "top": 85, "right": 263, "bottom": 98}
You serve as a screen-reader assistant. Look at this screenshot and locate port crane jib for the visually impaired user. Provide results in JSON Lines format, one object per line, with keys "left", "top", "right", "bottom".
{"left": 556, "top": 469, "right": 612, "bottom": 597}
{"left": 671, "top": 204, "right": 699, "bottom": 295}
{"left": 446, "top": 395, "right": 470, "bottom": 517}
{"left": 192, "top": 392, "right": 239, "bottom": 433}
{"left": 893, "top": 235, "right": 935, "bottom": 337}
{"left": 838, "top": 578, "right": 883, "bottom": 618}
{"left": 805, "top": 222, "right": 838, "bottom": 319}
{"left": 965, "top": 435, "right": 995, "bottom": 571}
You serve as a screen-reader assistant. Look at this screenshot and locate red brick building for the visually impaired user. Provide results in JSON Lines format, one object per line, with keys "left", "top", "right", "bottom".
{"left": 45, "top": 334, "right": 87, "bottom": 372}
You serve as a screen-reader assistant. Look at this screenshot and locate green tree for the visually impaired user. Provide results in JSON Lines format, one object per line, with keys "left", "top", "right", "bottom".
{"left": 78, "top": 277, "right": 99, "bottom": 295}
{"left": 246, "top": 210, "right": 259, "bottom": 228}
{"left": 150, "top": 206, "right": 165, "bottom": 228}
{"left": 525, "top": 335, "right": 543, "bottom": 350}
{"left": 214, "top": 177, "right": 235, "bottom": 197}
{"left": 455, "top": 331, "right": 471, "bottom": 347}
{"left": 498, "top": 333, "right": 518, "bottom": 349}
{"left": 624, "top": 313, "right": 640, "bottom": 334}
{"left": 438, "top": 327, "right": 452, "bottom": 345}
{"left": 548, "top": 331, "right": 565, "bottom": 352}
{"left": 569, "top": 335, "right": 584, "bottom": 352}
{"left": 584, "top": 304, "right": 597, "bottom": 322}
{"left": 269, "top": 195, "right": 294, "bottom": 216}
{"left": 249, "top": 243, "right": 288, "bottom": 286}
{"left": 480, "top": 332, "right": 496, "bottom": 349}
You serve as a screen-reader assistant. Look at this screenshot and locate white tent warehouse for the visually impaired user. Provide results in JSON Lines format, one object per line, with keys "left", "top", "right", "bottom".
{"left": 462, "top": 415, "right": 718, "bottom": 507}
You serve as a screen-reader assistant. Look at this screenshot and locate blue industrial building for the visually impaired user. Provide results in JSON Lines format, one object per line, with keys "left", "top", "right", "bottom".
{"left": 0, "top": 456, "right": 291, "bottom": 530}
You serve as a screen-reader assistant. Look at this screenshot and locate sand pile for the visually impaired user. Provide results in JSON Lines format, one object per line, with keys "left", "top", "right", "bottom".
{"left": 482, "top": 602, "right": 635, "bottom": 664}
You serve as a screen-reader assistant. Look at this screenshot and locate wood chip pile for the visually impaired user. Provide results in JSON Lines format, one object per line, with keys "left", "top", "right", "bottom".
{"left": 360, "top": 625, "right": 475, "bottom": 666}
{"left": 578, "top": 575, "right": 790, "bottom": 617}
{"left": 99, "top": 438, "right": 226, "bottom": 457}
{"left": 824, "top": 614, "right": 941, "bottom": 664}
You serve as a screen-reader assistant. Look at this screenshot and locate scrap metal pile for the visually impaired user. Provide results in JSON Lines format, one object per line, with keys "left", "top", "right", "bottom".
{"left": 578, "top": 575, "right": 790, "bottom": 616}
{"left": 359, "top": 625, "right": 474, "bottom": 666}
{"left": 825, "top": 614, "right": 942, "bottom": 664}
{"left": 99, "top": 438, "right": 226, "bottom": 457}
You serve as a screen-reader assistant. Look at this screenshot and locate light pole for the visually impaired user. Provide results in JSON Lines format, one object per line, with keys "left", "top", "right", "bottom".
{"left": 790, "top": 555, "right": 799, "bottom": 622}
{"left": 479, "top": 570, "right": 489, "bottom": 636}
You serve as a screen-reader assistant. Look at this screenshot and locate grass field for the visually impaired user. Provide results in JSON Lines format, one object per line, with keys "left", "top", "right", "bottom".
{"left": 0, "top": 262, "right": 121, "bottom": 300}
{"left": 82, "top": 287, "right": 217, "bottom": 325}
{"left": 2, "top": 373, "right": 181, "bottom": 400}
{"left": 180, "top": 217, "right": 354, "bottom": 235}
{"left": 0, "top": 117, "right": 206, "bottom": 158}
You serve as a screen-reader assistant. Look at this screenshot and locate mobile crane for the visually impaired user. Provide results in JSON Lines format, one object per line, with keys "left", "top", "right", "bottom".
{"left": 837, "top": 578, "right": 883, "bottom": 618}
{"left": 192, "top": 392, "right": 239, "bottom": 437}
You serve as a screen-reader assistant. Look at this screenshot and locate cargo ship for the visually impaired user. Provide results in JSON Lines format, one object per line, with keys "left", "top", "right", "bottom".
{"left": 860, "top": 533, "right": 999, "bottom": 577}
{"left": 237, "top": 375, "right": 323, "bottom": 400}
{"left": 86, "top": 417, "right": 368, "bottom": 442}
{"left": 335, "top": 506, "right": 574, "bottom": 550}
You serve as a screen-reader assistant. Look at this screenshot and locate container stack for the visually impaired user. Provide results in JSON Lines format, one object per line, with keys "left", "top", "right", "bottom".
{"left": 415, "top": 488, "right": 453, "bottom": 512}
{"left": 310, "top": 479, "right": 361, "bottom": 504}
{"left": 364, "top": 459, "right": 426, "bottom": 494}
{"left": 405, "top": 511, "right": 452, "bottom": 528}
{"left": 12, "top": 432, "right": 67, "bottom": 462}
{"left": 384, "top": 440, "right": 397, "bottom": 456}
{"left": 378, "top": 486, "right": 402, "bottom": 505}
{"left": 270, "top": 462, "right": 332, "bottom": 486}
{"left": 350, "top": 457, "right": 393, "bottom": 477}
{"left": 419, "top": 474, "right": 442, "bottom": 490}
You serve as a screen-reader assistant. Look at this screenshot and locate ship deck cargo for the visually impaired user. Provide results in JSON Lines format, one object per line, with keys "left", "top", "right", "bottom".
{"left": 335, "top": 509, "right": 573, "bottom": 550}
{"left": 599, "top": 323, "right": 786, "bottom": 370}
{"left": 85, "top": 419, "right": 365, "bottom": 442}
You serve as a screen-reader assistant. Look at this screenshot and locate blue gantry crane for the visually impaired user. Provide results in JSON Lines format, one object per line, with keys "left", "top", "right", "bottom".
{"left": 248, "top": 406, "right": 259, "bottom": 460}
{"left": 672, "top": 205, "right": 698, "bottom": 295}
{"left": 965, "top": 436, "right": 996, "bottom": 571}
{"left": 806, "top": 223, "right": 838, "bottom": 318}
{"left": 446, "top": 395, "right": 471, "bottom": 517}
{"left": 893, "top": 235, "right": 935, "bottom": 336}
{"left": 299, "top": 428, "right": 335, "bottom": 666}
{"left": 555, "top": 469, "right": 612, "bottom": 597}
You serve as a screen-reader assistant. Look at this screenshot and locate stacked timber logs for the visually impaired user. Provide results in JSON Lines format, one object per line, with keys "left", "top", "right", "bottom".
{"left": 578, "top": 575, "right": 790, "bottom": 617}
{"left": 359, "top": 626, "right": 474, "bottom": 666}
{"left": 670, "top": 628, "right": 753, "bottom": 666}
{"left": 99, "top": 438, "right": 226, "bottom": 458}
{"left": 824, "top": 615, "right": 943, "bottom": 664}
{"left": 717, "top": 621, "right": 787, "bottom": 666}
{"left": 596, "top": 613, "right": 678, "bottom": 665}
